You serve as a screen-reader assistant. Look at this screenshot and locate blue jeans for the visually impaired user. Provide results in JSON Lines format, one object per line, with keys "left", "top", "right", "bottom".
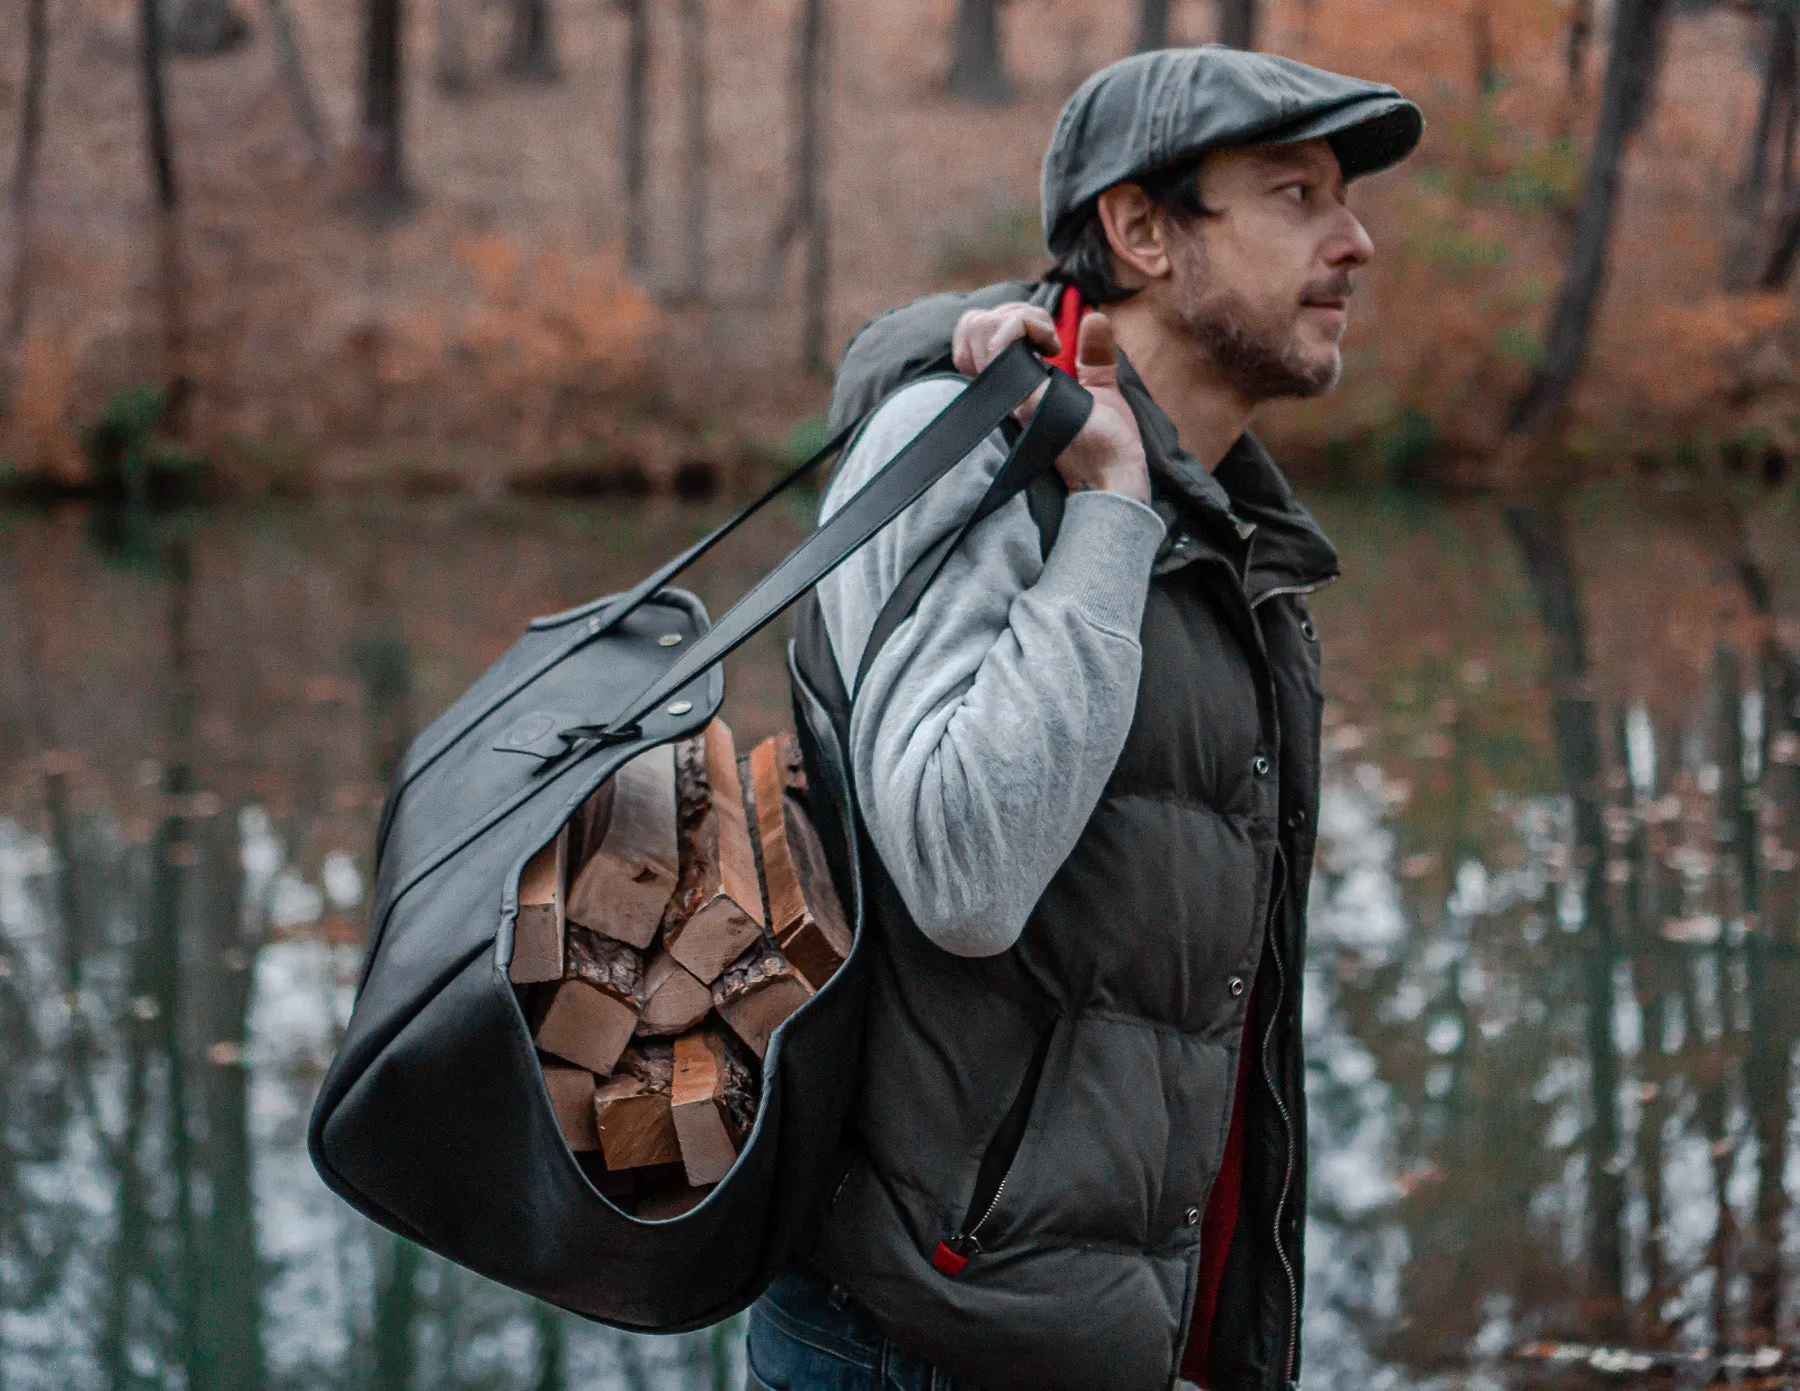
{"left": 745, "top": 1265, "right": 970, "bottom": 1391}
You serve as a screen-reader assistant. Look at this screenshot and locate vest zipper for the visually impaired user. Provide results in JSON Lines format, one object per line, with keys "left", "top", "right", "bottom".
{"left": 1262, "top": 846, "right": 1299, "bottom": 1384}
{"left": 933, "top": 1023, "right": 1056, "bottom": 1276}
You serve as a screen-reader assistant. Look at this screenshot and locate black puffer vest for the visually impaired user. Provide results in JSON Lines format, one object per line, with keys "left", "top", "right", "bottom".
{"left": 790, "top": 283, "right": 1337, "bottom": 1391}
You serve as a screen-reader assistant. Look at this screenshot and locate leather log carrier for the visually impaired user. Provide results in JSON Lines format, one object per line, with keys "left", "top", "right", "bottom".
{"left": 307, "top": 341, "right": 1091, "bottom": 1331}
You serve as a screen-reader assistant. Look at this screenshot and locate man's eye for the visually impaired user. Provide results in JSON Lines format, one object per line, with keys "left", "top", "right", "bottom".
{"left": 1281, "top": 183, "right": 1309, "bottom": 203}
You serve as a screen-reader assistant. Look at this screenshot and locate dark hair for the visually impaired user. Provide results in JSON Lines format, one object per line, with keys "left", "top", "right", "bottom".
{"left": 1045, "top": 156, "right": 1219, "bottom": 305}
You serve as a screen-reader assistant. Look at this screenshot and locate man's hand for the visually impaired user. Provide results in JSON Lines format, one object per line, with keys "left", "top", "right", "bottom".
{"left": 952, "top": 303, "right": 1150, "bottom": 506}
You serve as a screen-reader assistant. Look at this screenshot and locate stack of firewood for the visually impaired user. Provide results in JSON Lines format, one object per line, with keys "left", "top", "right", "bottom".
{"left": 508, "top": 723, "right": 851, "bottom": 1216}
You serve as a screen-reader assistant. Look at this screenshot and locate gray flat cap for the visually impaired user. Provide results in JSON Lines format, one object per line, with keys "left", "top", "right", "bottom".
{"left": 1042, "top": 46, "right": 1423, "bottom": 255}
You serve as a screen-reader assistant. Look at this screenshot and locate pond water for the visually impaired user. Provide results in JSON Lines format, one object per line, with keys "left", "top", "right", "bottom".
{"left": 2, "top": 480, "right": 1797, "bottom": 1391}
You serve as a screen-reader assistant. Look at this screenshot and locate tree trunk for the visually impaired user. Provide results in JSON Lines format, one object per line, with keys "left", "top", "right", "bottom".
{"left": 799, "top": 0, "right": 829, "bottom": 371}
{"left": 947, "top": 0, "right": 1012, "bottom": 106}
{"left": 1217, "top": 0, "right": 1256, "bottom": 50}
{"left": 677, "top": 0, "right": 708, "bottom": 301}
{"left": 8, "top": 0, "right": 49, "bottom": 340}
{"left": 263, "top": 0, "right": 328, "bottom": 169}
{"left": 1135, "top": 0, "right": 1170, "bottom": 52}
{"left": 1728, "top": 0, "right": 1800, "bottom": 285}
{"left": 503, "top": 0, "right": 558, "bottom": 81}
{"left": 141, "top": 0, "right": 181, "bottom": 209}
{"left": 1566, "top": 0, "right": 1593, "bottom": 99}
{"left": 620, "top": 0, "right": 650, "bottom": 275}
{"left": 361, "top": 0, "right": 408, "bottom": 215}
{"left": 166, "top": 0, "right": 249, "bottom": 56}
{"left": 1505, "top": 0, "right": 1668, "bottom": 435}
{"left": 434, "top": 0, "right": 472, "bottom": 92}
{"left": 758, "top": 0, "right": 830, "bottom": 368}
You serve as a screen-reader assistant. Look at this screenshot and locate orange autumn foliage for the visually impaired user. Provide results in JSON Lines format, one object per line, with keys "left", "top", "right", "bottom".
{"left": 0, "top": 0, "right": 1797, "bottom": 487}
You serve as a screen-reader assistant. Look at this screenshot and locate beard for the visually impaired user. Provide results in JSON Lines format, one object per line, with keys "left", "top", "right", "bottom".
{"left": 1174, "top": 243, "right": 1347, "bottom": 402}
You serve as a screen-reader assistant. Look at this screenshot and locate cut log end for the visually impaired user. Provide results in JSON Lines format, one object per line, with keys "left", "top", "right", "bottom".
{"left": 636, "top": 951, "right": 713, "bottom": 1036}
{"left": 712, "top": 947, "right": 813, "bottom": 1058}
{"left": 671, "top": 1027, "right": 756, "bottom": 1185}
{"left": 541, "top": 1059, "right": 599, "bottom": 1152}
{"left": 565, "top": 745, "right": 678, "bottom": 950}
{"left": 508, "top": 828, "right": 568, "bottom": 984}
{"left": 593, "top": 1042, "right": 681, "bottom": 1170}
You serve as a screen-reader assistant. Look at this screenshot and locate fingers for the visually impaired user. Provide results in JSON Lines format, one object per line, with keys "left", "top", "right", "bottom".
{"left": 951, "top": 305, "right": 1061, "bottom": 376}
{"left": 1073, "top": 311, "right": 1119, "bottom": 390}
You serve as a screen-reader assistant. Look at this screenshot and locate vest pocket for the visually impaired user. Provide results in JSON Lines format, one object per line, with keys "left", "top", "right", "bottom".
{"left": 932, "top": 1020, "right": 1057, "bottom": 1275}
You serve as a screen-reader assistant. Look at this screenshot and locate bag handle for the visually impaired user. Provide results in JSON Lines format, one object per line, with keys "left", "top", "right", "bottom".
{"left": 851, "top": 367, "right": 1088, "bottom": 696}
{"left": 558, "top": 341, "right": 1091, "bottom": 751}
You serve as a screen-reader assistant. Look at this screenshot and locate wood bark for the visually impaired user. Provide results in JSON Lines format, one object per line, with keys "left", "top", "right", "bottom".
{"left": 141, "top": 0, "right": 181, "bottom": 209}
{"left": 503, "top": 0, "right": 558, "bottom": 81}
{"left": 533, "top": 925, "right": 642, "bottom": 1075}
{"left": 636, "top": 951, "right": 713, "bottom": 1035}
{"left": 263, "top": 0, "right": 329, "bottom": 169}
{"left": 1216, "top": 0, "right": 1255, "bottom": 50}
{"left": 677, "top": 0, "right": 708, "bottom": 301}
{"left": 671, "top": 1027, "right": 754, "bottom": 1184}
{"left": 1504, "top": 0, "right": 1669, "bottom": 435}
{"left": 566, "top": 744, "right": 678, "bottom": 950}
{"left": 593, "top": 1042, "right": 682, "bottom": 1169}
{"left": 167, "top": 0, "right": 249, "bottom": 55}
{"left": 361, "top": 0, "right": 408, "bottom": 215}
{"left": 509, "top": 828, "right": 568, "bottom": 983}
{"left": 1135, "top": 0, "right": 1170, "bottom": 53}
{"left": 543, "top": 1060, "right": 601, "bottom": 1151}
{"left": 947, "top": 0, "right": 1013, "bottom": 106}
{"left": 663, "top": 724, "right": 764, "bottom": 984}
{"left": 8, "top": 0, "right": 49, "bottom": 340}
{"left": 620, "top": 0, "right": 650, "bottom": 274}
{"left": 711, "top": 943, "right": 811, "bottom": 1058}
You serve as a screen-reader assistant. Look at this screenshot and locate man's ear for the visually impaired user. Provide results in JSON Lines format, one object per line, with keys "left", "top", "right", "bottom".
{"left": 1097, "top": 184, "right": 1172, "bottom": 287}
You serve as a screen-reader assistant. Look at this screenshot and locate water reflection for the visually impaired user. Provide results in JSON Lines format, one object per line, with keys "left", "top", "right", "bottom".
{"left": 1, "top": 485, "right": 1796, "bottom": 1388}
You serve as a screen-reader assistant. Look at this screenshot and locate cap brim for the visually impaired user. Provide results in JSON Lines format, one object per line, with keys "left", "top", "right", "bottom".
{"left": 1251, "top": 95, "right": 1424, "bottom": 180}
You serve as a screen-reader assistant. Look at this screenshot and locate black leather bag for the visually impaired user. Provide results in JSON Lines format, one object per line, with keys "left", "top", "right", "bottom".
{"left": 306, "top": 342, "right": 1089, "bottom": 1331}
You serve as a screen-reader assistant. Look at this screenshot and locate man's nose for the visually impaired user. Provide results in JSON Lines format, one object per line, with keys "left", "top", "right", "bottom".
{"left": 1327, "top": 209, "right": 1375, "bottom": 269}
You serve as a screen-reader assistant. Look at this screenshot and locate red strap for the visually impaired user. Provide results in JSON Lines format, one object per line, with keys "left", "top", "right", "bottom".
{"left": 1048, "top": 285, "right": 1084, "bottom": 377}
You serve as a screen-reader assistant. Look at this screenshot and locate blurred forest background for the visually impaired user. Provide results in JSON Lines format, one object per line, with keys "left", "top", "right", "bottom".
{"left": 10, "top": 0, "right": 1800, "bottom": 497}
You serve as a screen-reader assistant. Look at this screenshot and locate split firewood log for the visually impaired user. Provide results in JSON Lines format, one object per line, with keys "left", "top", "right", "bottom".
{"left": 635, "top": 950, "right": 713, "bottom": 1036}
{"left": 750, "top": 737, "right": 851, "bottom": 991}
{"left": 508, "top": 827, "right": 569, "bottom": 984}
{"left": 712, "top": 943, "right": 813, "bottom": 1059}
{"left": 662, "top": 722, "right": 764, "bottom": 983}
{"left": 593, "top": 1041, "right": 681, "bottom": 1170}
{"left": 533, "top": 925, "right": 643, "bottom": 1077}
{"left": 540, "top": 1058, "right": 599, "bottom": 1152}
{"left": 565, "top": 743, "right": 679, "bottom": 951}
{"left": 671, "top": 1026, "right": 758, "bottom": 1186}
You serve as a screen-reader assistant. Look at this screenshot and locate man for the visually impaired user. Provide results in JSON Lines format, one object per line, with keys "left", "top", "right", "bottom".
{"left": 761, "top": 46, "right": 1422, "bottom": 1391}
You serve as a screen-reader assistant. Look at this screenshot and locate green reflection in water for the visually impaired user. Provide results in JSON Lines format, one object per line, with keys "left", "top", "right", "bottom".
{"left": 0, "top": 483, "right": 1795, "bottom": 1388}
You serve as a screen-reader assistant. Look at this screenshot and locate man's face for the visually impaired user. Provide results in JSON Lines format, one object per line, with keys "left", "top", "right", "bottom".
{"left": 1161, "top": 139, "right": 1374, "bottom": 402}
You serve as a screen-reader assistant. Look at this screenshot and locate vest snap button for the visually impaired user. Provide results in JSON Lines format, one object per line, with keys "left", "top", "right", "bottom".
{"left": 1184, "top": 1206, "right": 1201, "bottom": 1227}
{"left": 1300, "top": 619, "right": 1317, "bottom": 642}
{"left": 1228, "top": 976, "right": 1245, "bottom": 998}
{"left": 1287, "top": 808, "right": 1306, "bottom": 829}
{"left": 1252, "top": 755, "right": 1270, "bottom": 777}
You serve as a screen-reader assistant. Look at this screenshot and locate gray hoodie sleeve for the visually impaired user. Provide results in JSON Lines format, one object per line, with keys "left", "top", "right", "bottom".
{"left": 814, "top": 376, "right": 1166, "bottom": 958}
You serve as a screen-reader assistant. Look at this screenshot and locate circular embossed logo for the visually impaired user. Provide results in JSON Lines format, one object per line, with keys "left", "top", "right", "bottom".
{"left": 501, "top": 711, "right": 558, "bottom": 748}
